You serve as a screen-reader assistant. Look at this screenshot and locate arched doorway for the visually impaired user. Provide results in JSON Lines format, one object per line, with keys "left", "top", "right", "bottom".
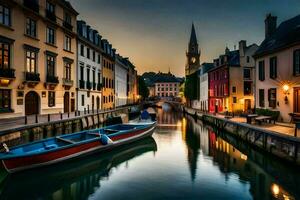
{"left": 25, "top": 91, "right": 39, "bottom": 115}
{"left": 64, "top": 92, "right": 70, "bottom": 113}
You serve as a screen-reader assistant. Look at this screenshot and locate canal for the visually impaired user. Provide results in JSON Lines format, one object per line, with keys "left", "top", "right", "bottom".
{"left": 0, "top": 104, "right": 299, "bottom": 200}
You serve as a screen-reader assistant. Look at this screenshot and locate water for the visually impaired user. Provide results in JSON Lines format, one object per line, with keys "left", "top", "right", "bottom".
{"left": 0, "top": 104, "right": 299, "bottom": 200}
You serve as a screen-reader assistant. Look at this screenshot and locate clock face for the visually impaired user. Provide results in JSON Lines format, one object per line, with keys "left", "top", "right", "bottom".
{"left": 191, "top": 57, "right": 196, "bottom": 64}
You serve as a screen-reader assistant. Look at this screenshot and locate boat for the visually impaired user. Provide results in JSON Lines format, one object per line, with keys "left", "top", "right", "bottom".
{"left": 0, "top": 121, "right": 156, "bottom": 173}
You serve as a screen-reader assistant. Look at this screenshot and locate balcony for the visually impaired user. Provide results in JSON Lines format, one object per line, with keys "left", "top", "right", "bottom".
{"left": 79, "top": 80, "right": 85, "bottom": 89}
{"left": 97, "top": 83, "right": 102, "bottom": 91}
{"left": 62, "top": 78, "right": 74, "bottom": 87}
{"left": 0, "top": 68, "right": 15, "bottom": 79}
{"left": 93, "top": 82, "right": 96, "bottom": 90}
{"left": 63, "top": 21, "right": 73, "bottom": 31}
{"left": 25, "top": 72, "right": 40, "bottom": 82}
{"left": 23, "top": 0, "right": 39, "bottom": 13}
{"left": 46, "top": 10, "right": 56, "bottom": 22}
{"left": 86, "top": 81, "right": 92, "bottom": 90}
{"left": 46, "top": 75, "right": 59, "bottom": 84}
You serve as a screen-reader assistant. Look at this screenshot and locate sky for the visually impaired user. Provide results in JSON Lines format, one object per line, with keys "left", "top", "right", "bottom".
{"left": 69, "top": 0, "right": 300, "bottom": 77}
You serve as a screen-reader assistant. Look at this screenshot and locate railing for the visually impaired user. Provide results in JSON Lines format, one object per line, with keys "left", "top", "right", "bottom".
{"left": 45, "top": 10, "right": 56, "bottom": 22}
{"left": 0, "top": 68, "right": 15, "bottom": 79}
{"left": 86, "top": 81, "right": 92, "bottom": 90}
{"left": 63, "top": 21, "right": 73, "bottom": 31}
{"left": 62, "top": 78, "right": 73, "bottom": 87}
{"left": 79, "top": 80, "right": 85, "bottom": 89}
{"left": 25, "top": 72, "right": 40, "bottom": 82}
{"left": 97, "top": 83, "right": 102, "bottom": 91}
{"left": 23, "top": 0, "right": 39, "bottom": 13}
{"left": 46, "top": 75, "right": 59, "bottom": 84}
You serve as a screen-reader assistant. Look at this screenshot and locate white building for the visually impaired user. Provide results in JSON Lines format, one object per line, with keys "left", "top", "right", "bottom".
{"left": 115, "top": 55, "right": 129, "bottom": 107}
{"left": 154, "top": 72, "right": 180, "bottom": 99}
{"left": 77, "top": 21, "right": 102, "bottom": 112}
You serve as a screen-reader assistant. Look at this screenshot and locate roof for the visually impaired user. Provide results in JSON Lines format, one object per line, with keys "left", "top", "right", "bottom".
{"left": 200, "top": 62, "right": 214, "bottom": 74}
{"left": 142, "top": 72, "right": 181, "bottom": 86}
{"left": 254, "top": 14, "right": 300, "bottom": 57}
{"left": 189, "top": 23, "right": 197, "bottom": 44}
{"left": 60, "top": 0, "right": 78, "bottom": 15}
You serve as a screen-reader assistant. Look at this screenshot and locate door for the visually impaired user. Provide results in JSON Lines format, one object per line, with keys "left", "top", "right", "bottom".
{"left": 96, "top": 96, "right": 100, "bottom": 110}
{"left": 294, "top": 88, "right": 300, "bottom": 113}
{"left": 71, "top": 99, "right": 75, "bottom": 112}
{"left": 25, "top": 91, "right": 39, "bottom": 115}
{"left": 64, "top": 92, "right": 70, "bottom": 113}
{"left": 244, "top": 99, "right": 251, "bottom": 113}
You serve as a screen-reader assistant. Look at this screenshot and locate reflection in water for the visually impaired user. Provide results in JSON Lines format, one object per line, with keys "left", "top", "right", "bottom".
{"left": 0, "top": 108, "right": 299, "bottom": 200}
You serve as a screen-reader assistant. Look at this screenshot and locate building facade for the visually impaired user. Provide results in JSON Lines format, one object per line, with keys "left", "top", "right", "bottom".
{"left": 127, "top": 61, "right": 138, "bottom": 104}
{"left": 115, "top": 54, "right": 128, "bottom": 107}
{"left": 199, "top": 63, "right": 214, "bottom": 112}
{"left": 185, "top": 23, "right": 200, "bottom": 76}
{"left": 0, "top": 0, "right": 78, "bottom": 118}
{"left": 254, "top": 14, "right": 300, "bottom": 122}
{"left": 76, "top": 20, "right": 102, "bottom": 112}
{"left": 101, "top": 40, "right": 115, "bottom": 110}
{"left": 154, "top": 72, "right": 180, "bottom": 99}
{"left": 208, "top": 41, "right": 258, "bottom": 113}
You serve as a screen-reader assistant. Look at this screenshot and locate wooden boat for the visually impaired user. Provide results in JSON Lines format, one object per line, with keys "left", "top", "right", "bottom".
{"left": 0, "top": 121, "right": 156, "bottom": 173}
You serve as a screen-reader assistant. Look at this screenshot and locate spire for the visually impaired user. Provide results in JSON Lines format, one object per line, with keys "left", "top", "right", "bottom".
{"left": 189, "top": 23, "right": 197, "bottom": 44}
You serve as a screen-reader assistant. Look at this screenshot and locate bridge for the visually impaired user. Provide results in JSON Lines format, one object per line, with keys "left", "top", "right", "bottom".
{"left": 144, "top": 99, "right": 183, "bottom": 111}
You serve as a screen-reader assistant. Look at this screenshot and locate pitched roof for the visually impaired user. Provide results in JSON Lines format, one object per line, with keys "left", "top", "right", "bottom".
{"left": 254, "top": 14, "right": 300, "bottom": 57}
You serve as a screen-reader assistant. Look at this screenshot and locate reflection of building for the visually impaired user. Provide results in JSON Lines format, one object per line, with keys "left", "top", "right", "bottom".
{"left": 76, "top": 20, "right": 102, "bottom": 112}
{"left": 254, "top": 14, "right": 300, "bottom": 122}
{"left": 208, "top": 41, "right": 258, "bottom": 113}
{"left": 115, "top": 54, "right": 129, "bottom": 107}
{"left": 0, "top": 0, "right": 78, "bottom": 117}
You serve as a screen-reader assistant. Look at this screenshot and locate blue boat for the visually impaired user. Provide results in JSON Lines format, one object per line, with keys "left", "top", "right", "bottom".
{"left": 0, "top": 121, "right": 156, "bottom": 173}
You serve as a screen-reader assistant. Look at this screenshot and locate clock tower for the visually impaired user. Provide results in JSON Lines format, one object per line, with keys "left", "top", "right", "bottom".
{"left": 185, "top": 23, "right": 201, "bottom": 76}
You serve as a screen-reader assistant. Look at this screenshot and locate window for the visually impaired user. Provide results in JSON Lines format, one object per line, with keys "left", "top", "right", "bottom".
{"left": 232, "top": 86, "right": 236, "bottom": 93}
{"left": 0, "top": 5, "right": 11, "bottom": 26}
{"left": 64, "top": 35, "right": 71, "bottom": 51}
{"left": 233, "top": 97, "right": 237, "bottom": 103}
{"left": 64, "top": 62, "right": 71, "bottom": 80}
{"left": 0, "top": 89, "right": 11, "bottom": 111}
{"left": 293, "top": 49, "right": 300, "bottom": 76}
{"left": 98, "top": 54, "right": 100, "bottom": 64}
{"left": 259, "top": 89, "right": 264, "bottom": 107}
{"left": 98, "top": 72, "right": 101, "bottom": 84}
{"left": 157, "top": 93, "right": 160, "bottom": 96}
{"left": 93, "top": 69, "right": 95, "bottom": 84}
{"left": 26, "top": 18, "right": 37, "bottom": 38}
{"left": 0, "top": 42, "right": 10, "bottom": 70}
{"left": 268, "top": 88, "right": 276, "bottom": 108}
{"left": 81, "top": 94, "right": 84, "bottom": 106}
{"left": 247, "top": 56, "right": 250, "bottom": 63}
{"left": 87, "top": 48, "right": 90, "bottom": 59}
{"left": 26, "top": 50, "right": 37, "bottom": 73}
{"left": 86, "top": 68, "right": 90, "bottom": 82}
{"left": 258, "top": 60, "right": 265, "bottom": 81}
{"left": 243, "top": 68, "right": 251, "bottom": 79}
{"left": 92, "top": 51, "right": 95, "bottom": 62}
{"left": 80, "top": 45, "right": 84, "bottom": 56}
{"left": 80, "top": 64, "right": 84, "bottom": 80}
{"left": 48, "top": 91, "right": 55, "bottom": 107}
{"left": 244, "top": 82, "right": 252, "bottom": 95}
{"left": 46, "top": 1, "right": 55, "bottom": 13}
{"left": 46, "top": 27, "right": 55, "bottom": 44}
{"left": 269, "top": 56, "right": 277, "bottom": 79}
{"left": 46, "top": 54, "right": 55, "bottom": 77}
{"left": 64, "top": 12, "right": 71, "bottom": 24}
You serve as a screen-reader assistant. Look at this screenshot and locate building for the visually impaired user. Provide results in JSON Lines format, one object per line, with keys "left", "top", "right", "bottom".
{"left": 0, "top": 0, "right": 78, "bottom": 118}
{"left": 154, "top": 72, "right": 180, "bottom": 99}
{"left": 127, "top": 60, "right": 138, "bottom": 104}
{"left": 254, "top": 14, "right": 300, "bottom": 122}
{"left": 185, "top": 23, "right": 201, "bottom": 76}
{"left": 76, "top": 20, "right": 102, "bottom": 112}
{"left": 199, "top": 63, "right": 214, "bottom": 112}
{"left": 208, "top": 41, "right": 258, "bottom": 113}
{"left": 115, "top": 54, "right": 129, "bottom": 107}
{"left": 101, "top": 40, "right": 115, "bottom": 110}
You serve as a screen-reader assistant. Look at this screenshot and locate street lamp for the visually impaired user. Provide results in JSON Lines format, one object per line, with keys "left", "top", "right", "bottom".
{"left": 283, "top": 84, "right": 290, "bottom": 104}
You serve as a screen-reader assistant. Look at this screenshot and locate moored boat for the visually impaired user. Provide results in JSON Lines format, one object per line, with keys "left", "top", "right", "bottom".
{"left": 0, "top": 121, "right": 156, "bottom": 173}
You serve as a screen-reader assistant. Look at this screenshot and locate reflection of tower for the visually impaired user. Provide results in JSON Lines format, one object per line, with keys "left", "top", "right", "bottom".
{"left": 185, "top": 119, "right": 200, "bottom": 181}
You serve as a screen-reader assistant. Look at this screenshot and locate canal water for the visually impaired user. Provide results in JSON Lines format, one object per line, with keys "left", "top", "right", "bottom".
{"left": 0, "top": 104, "right": 299, "bottom": 200}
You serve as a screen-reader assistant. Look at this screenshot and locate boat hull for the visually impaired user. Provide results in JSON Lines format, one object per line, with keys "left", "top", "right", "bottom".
{"left": 2, "top": 123, "right": 156, "bottom": 173}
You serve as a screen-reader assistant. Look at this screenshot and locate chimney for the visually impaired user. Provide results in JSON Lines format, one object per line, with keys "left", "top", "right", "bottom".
{"left": 239, "top": 40, "right": 246, "bottom": 57}
{"left": 265, "top": 13, "right": 277, "bottom": 38}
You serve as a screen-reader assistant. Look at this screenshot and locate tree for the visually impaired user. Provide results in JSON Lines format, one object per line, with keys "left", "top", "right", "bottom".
{"left": 184, "top": 72, "right": 199, "bottom": 106}
{"left": 138, "top": 75, "right": 149, "bottom": 100}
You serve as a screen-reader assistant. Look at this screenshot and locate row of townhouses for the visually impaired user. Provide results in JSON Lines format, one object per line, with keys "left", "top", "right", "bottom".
{"left": 0, "top": 0, "right": 138, "bottom": 118}
{"left": 187, "top": 13, "right": 300, "bottom": 122}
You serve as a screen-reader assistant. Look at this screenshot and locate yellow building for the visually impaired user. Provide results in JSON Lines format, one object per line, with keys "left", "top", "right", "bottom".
{"left": 101, "top": 40, "right": 115, "bottom": 110}
{"left": 0, "top": 0, "right": 78, "bottom": 117}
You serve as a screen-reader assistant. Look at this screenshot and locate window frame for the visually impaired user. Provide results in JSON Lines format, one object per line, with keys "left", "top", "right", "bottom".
{"left": 46, "top": 26, "right": 55, "bottom": 45}
{"left": 269, "top": 56, "right": 277, "bottom": 79}
{"left": 26, "top": 50, "right": 37, "bottom": 73}
{"left": 0, "top": 41, "right": 10, "bottom": 70}
{"left": 258, "top": 60, "right": 265, "bottom": 81}
{"left": 48, "top": 91, "right": 55, "bottom": 107}
{"left": 0, "top": 89, "right": 11, "bottom": 112}
{"left": 25, "top": 17, "right": 37, "bottom": 38}
{"left": 0, "top": 5, "right": 11, "bottom": 27}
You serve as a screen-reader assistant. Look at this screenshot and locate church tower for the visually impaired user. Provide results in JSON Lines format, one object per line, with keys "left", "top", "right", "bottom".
{"left": 185, "top": 23, "right": 201, "bottom": 76}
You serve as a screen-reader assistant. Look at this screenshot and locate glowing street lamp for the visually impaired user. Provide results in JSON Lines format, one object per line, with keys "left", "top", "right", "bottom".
{"left": 283, "top": 84, "right": 290, "bottom": 104}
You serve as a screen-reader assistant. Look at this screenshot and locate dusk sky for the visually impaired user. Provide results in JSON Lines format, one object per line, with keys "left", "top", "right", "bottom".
{"left": 69, "top": 0, "right": 300, "bottom": 77}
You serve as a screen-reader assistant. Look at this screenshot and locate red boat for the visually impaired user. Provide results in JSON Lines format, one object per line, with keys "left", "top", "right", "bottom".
{"left": 0, "top": 122, "right": 156, "bottom": 173}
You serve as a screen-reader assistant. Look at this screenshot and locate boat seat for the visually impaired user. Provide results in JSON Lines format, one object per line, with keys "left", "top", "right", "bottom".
{"left": 56, "top": 137, "right": 76, "bottom": 144}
